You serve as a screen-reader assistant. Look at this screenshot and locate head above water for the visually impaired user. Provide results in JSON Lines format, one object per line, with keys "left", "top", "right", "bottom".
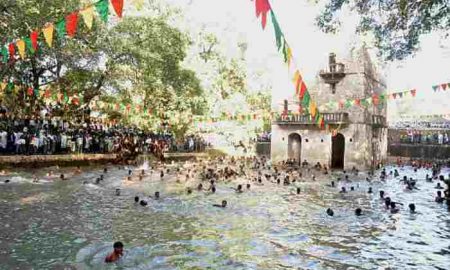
{"left": 326, "top": 208, "right": 334, "bottom": 216}
{"left": 222, "top": 200, "right": 227, "bottom": 207}
{"left": 246, "top": 184, "right": 251, "bottom": 189}
{"left": 297, "top": 187, "right": 301, "bottom": 194}
{"left": 408, "top": 203, "right": 416, "bottom": 212}
{"left": 379, "top": 190, "right": 385, "bottom": 198}
{"left": 155, "top": 192, "right": 160, "bottom": 199}
{"left": 113, "top": 241, "right": 124, "bottom": 254}
{"left": 134, "top": 196, "right": 139, "bottom": 202}
{"left": 355, "top": 208, "right": 362, "bottom": 216}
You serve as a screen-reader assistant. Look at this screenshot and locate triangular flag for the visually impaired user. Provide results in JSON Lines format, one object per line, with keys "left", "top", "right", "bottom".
{"left": 287, "top": 46, "right": 292, "bottom": 67}
{"left": 345, "top": 100, "right": 352, "bottom": 108}
{"left": 255, "top": 0, "right": 271, "bottom": 29}
{"left": 271, "top": 10, "right": 283, "bottom": 50}
{"left": 410, "top": 89, "right": 416, "bottom": 97}
{"left": 354, "top": 98, "right": 361, "bottom": 106}
{"left": 301, "top": 91, "right": 310, "bottom": 108}
{"left": 56, "top": 20, "right": 67, "bottom": 40}
{"left": 66, "top": 12, "right": 79, "bottom": 38}
{"left": 34, "top": 88, "right": 39, "bottom": 97}
{"left": 27, "top": 87, "right": 34, "bottom": 96}
{"left": 432, "top": 85, "right": 438, "bottom": 92}
{"left": 8, "top": 43, "right": 15, "bottom": 59}
{"left": 42, "top": 24, "right": 54, "bottom": 47}
{"left": 30, "top": 31, "right": 39, "bottom": 51}
{"left": 309, "top": 101, "right": 317, "bottom": 118}
{"left": 0, "top": 82, "right": 6, "bottom": 91}
{"left": 392, "top": 93, "right": 397, "bottom": 99}
{"left": 442, "top": 83, "right": 447, "bottom": 90}
{"left": 111, "top": 0, "right": 124, "bottom": 18}
{"left": 24, "top": 37, "right": 34, "bottom": 54}
{"left": 1, "top": 46, "right": 8, "bottom": 63}
{"left": 95, "top": 0, "right": 109, "bottom": 23}
{"left": 298, "top": 81, "right": 307, "bottom": 99}
{"left": 398, "top": 92, "right": 403, "bottom": 98}
{"left": 282, "top": 41, "right": 287, "bottom": 62}
{"left": 16, "top": 40, "right": 26, "bottom": 59}
{"left": 132, "top": 0, "right": 144, "bottom": 10}
{"left": 80, "top": 6, "right": 94, "bottom": 29}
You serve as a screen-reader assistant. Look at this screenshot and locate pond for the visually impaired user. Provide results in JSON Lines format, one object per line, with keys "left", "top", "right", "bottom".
{"left": 0, "top": 162, "right": 449, "bottom": 270}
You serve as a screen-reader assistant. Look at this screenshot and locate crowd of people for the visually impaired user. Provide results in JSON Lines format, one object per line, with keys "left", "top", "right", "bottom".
{"left": 396, "top": 130, "right": 450, "bottom": 144}
{"left": 0, "top": 115, "right": 207, "bottom": 158}
{"left": 390, "top": 120, "right": 450, "bottom": 130}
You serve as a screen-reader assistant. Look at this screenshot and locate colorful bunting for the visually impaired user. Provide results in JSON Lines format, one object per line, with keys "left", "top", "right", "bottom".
{"left": 16, "top": 40, "right": 26, "bottom": 59}
{"left": 442, "top": 84, "right": 447, "bottom": 91}
{"left": 271, "top": 10, "right": 283, "bottom": 50}
{"left": 255, "top": 0, "right": 271, "bottom": 29}
{"left": 410, "top": 89, "right": 416, "bottom": 97}
{"left": 66, "top": 12, "right": 79, "bottom": 38}
{"left": 8, "top": 43, "right": 15, "bottom": 59}
{"left": 24, "top": 37, "right": 34, "bottom": 54}
{"left": 55, "top": 20, "right": 67, "bottom": 40}
{"left": 111, "top": 0, "right": 124, "bottom": 18}
{"left": 95, "top": 0, "right": 109, "bottom": 23}
{"left": 1, "top": 46, "right": 8, "bottom": 63}
{"left": 80, "top": 6, "right": 95, "bottom": 29}
{"left": 30, "top": 31, "right": 39, "bottom": 51}
{"left": 42, "top": 24, "right": 54, "bottom": 47}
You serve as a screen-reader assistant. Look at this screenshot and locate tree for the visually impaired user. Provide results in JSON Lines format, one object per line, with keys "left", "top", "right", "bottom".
{"left": 315, "top": 0, "right": 450, "bottom": 60}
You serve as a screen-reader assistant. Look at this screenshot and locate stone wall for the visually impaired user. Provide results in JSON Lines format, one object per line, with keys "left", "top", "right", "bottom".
{"left": 388, "top": 144, "right": 450, "bottom": 160}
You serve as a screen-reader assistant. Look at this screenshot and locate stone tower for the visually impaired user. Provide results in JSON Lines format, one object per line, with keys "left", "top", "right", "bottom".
{"left": 271, "top": 46, "right": 388, "bottom": 170}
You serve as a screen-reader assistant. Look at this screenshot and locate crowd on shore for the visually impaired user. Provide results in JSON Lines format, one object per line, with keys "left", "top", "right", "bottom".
{"left": 0, "top": 116, "right": 207, "bottom": 157}
{"left": 397, "top": 130, "right": 450, "bottom": 144}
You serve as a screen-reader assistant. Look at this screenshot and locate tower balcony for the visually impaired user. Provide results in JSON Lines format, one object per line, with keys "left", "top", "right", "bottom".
{"left": 372, "top": 115, "right": 387, "bottom": 128}
{"left": 274, "top": 112, "right": 350, "bottom": 125}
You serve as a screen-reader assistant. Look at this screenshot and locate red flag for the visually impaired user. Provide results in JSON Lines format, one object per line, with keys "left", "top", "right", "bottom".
{"left": 410, "top": 89, "right": 416, "bottom": 97}
{"left": 27, "top": 87, "right": 33, "bottom": 96}
{"left": 111, "top": 0, "right": 124, "bottom": 18}
{"left": 354, "top": 99, "right": 361, "bottom": 106}
{"left": 339, "top": 100, "right": 344, "bottom": 109}
{"left": 44, "top": 88, "right": 51, "bottom": 98}
{"left": 442, "top": 84, "right": 447, "bottom": 90}
{"left": 8, "top": 43, "right": 15, "bottom": 59}
{"left": 255, "top": 0, "right": 271, "bottom": 29}
{"left": 298, "top": 82, "right": 307, "bottom": 99}
{"left": 372, "top": 95, "right": 379, "bottom": 105}
{"left": 392, "top": 93, "right": 397, "bottom": 99}
{"left": 30, "top": 31, "right": 39, "bottom": 50}
{"left": 66, "top": 12, "right": 79, "bottom": 38}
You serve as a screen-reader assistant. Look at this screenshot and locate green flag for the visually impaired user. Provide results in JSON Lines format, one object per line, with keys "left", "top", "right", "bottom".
{"left": 1, "top": 46, "right": 8, "bottom": 63}
{"left": 95, "top": 0, "right": 109, "bottom": 23}
{"left": 301, "top": 92, "right": 311, "bottom": 109}
{"left": 24, "top": 37, "right": 35, "bottom": 54}
{"left": 345, "top": 100, "right": 352, "bottom": 108}
{"left": 270, "top": 10, "right": 283, "bottom": 50}
{"left": 56, "top": 20, "right": 66, "bottom": 40}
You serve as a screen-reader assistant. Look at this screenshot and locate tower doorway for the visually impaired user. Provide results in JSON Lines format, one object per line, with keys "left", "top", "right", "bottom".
{"left": 331, "top": 133, "right": 345, "bottom": 169}
{"left": 288, "top": 133, "right": 301, "bottom": 165}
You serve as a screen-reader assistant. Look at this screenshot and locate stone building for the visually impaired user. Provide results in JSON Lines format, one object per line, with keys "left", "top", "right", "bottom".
{"left": 271, "top": 46, "right": 388, "bottom": 170}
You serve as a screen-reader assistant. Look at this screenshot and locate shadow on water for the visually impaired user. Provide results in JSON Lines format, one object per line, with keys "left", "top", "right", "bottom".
{"left": 0, "top": 165, "right": 449, "bottom": 269}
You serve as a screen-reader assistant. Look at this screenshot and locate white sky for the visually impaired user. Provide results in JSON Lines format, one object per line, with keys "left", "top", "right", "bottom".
{"left": 131, "top": 0, "right": 450, "bottom": 118}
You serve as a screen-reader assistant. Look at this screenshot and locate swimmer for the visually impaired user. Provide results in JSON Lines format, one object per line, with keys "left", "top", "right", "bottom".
{"left": 4, "top": 179, "right": 10, "bottom": 183}
{"left": 355, "top": 208, "right": 362, "bottom": 216}
{"left": 326, "top": 208, "right": 334, "bottom": 216}
{"left": 368, "top": 187, "right": 373, "bottom": 194}
{"left": 105, "top": 241, "right": 124, "bottom": 263}
{"left": 160, "top": 171, "right": 164, "bottom": 179}
{"left": 100, "top": 175, "right": 104, "bottom": 181}
{"left": 128, "top": 169, "right": 132, "bottom": 176}
{"left": 379, "top": 190, "right": 385, "bottom": 199}
{"left": 152, "top": 191, "right": 160, "bottom": 200}
{"left": 47, "top": 170, "right": 53, "bottom": 177}
{"left": 197, "top": 183, "right": 203, "bottom": 191}
{"left": 435, "top": 191, "right": 444, "bottom": 203}
{"left": 234, "top": 184, "right": 243, "bottom": 193}
{"left": 187, "top": 188, "right": 192, "bottom": 194}
{"left": 74, "top": 166, "right": 82, "bottom": 174}
{"left": 213, "top": 200, "right": 227, "bottom": 208}
{"left": 426, "top": 174, "right": 432, "bottom": 182}
{"left": 340, "top": 187, "right": 347, "bottom": 193}
{"left": 32, "top": 174, "right": 39, "bottom": 183}
{"left": 390, "top": 202, "right": 399, "bottom": 214}
{"left": 296, "top": 187, "right": 301, "bottom": 194}
{"left": 328, "top": 181, "right": 335, "bottom": 187}
{"left": 134, "top": 196, "right": 139, "bottom": 203}
{"left": 103, "top": 168, "right": 108, "bottom": 174}
{"left": 115, "top": 189, "right": 120, "bottom": 196}
{"left": 408, "top": 203, "right": 416, "bottom": 213}
{"left": 435, "top": 183, "right": 443, "bottom": 189}
{"left": 210, "top": 186, "right": 216, "bottom": 193}
{"left": 139, "top": 200, "right": 148, "bottom": 206}
{"left": 246, "top": 184, "right": 251, "bottom": 190}
{"left": 60, "top": 174, "right": 65, "bottom": 180}
{"left": 95, "top": 178, "right": 101, "bottom": 184}
{"left": 350, "top": 186, "right": 355, "bottom": 191}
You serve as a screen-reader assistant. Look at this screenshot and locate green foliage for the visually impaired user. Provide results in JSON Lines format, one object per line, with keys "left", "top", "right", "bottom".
{"left": 316, "top": 0, "right": 450, "bottom": 60}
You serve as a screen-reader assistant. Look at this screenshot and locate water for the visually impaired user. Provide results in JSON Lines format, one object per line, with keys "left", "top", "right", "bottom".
{"left": 0, "top": 164, "right": 449, "bottom": 269}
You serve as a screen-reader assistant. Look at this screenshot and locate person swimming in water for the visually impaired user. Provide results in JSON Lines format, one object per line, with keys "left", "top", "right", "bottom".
{"left": 213, "top": 200, "right": 227, "bottom": 208}
{"left": 326, "top": 208, "right": 334, "bottom": 216}
{"left": 60, "top": 174, "right": 65, "bottom": 180}
{"left": 296, "top": 187, "right": 301, "bottom": 194}
{"left": 435, "top": 183, "right": 443, "bottom": 189}
{"left": 197, "top": 183, "right": 203, "bottom": 191}
{"left": 134, "top": 196, "right": 139, "bottom": 203}
{"left": 355, "top": 208, "right": 362, "bottom": 216}
{"left": 103, "top": 168, "right": 108, "bottom": 174}
{"left": 390, "top": 202, "right": 399, "bottom": 214}
{"left": 368, "top": 187, "right": 373, "bottom": 194}
{"left": 435, "top": 191, "right": 444, "bottom": 203}
{"left": 246, "top": 183, "right": 251, "bottom": 190}
{"left": 115, "top": 189, "right": 120, "bottom": 196}
{"left": 105, "top": 241, "right": 124, "bottom": 263}
{"left": 408, "top": 203, "right": 416, "bottom": 213}
{"left": 340, "top": 187, "right": 347, "bottom": 193}
{"left": 187, "top": 188, "right": 193, "bottom": 194}
{"left": 234, "top": 184, "right": 243, "bottom": 193}
{"left": 379, "top": 190, "right": 385, "bottom": 199}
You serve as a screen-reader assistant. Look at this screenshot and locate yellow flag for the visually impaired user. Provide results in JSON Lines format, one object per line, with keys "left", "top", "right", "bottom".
{"left": 42, "top": 24, "right": 54, "bottom": 47}
{"left": 16, "top": 40, "right": 26, "bottom": 59}
{"left": 292, "top": 70, "right": 300, "bottom": 84}
{"left": 0, "top": 82, "right": 6, "bottom": 91}
{"left": 80, "top": 6, "right": 94, "bottom": 29}
{"left": 287, "top": 47, "right": 292, "bottom": 67}
{"left": 309, "top": 101, "right": 317, "bottom": 118}
{"left": 133, "top": 0, "right": 144, "bottom": 10}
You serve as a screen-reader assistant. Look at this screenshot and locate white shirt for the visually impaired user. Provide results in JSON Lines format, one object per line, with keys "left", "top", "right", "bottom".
{"left": 0, "top": 131, "right": 7, "bottom": 148}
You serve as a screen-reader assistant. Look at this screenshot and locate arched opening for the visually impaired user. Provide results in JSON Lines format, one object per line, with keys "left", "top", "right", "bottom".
{"left": 331, "top": 133, "right": 345, "bottom": 169}
{"left": 288, "top": 133, "right": 301, "bottom": 165}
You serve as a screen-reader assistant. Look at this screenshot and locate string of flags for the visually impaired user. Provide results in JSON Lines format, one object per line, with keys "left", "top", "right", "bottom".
{"left": 432, "top": 82, "right": 449, "bottom": 92}
{"left": 252, "top": 0, "right": 325, "bottom": 129}
{"left": 0, "top": 0, "right": 146, "bottom": 66}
